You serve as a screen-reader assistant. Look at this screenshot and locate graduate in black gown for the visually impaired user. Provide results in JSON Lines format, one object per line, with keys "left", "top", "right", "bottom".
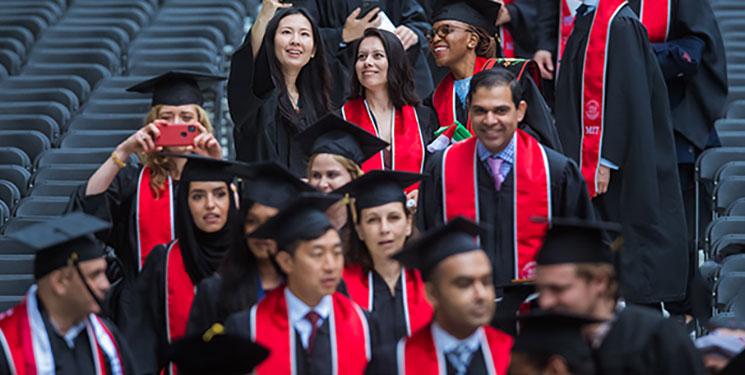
{"left": 509, "top": 312, "right": 598, "bottom": 375}
{"left": 186, "top": 162, "right": 314, "bottom": 335}
{"left": 335, "top": 171, "right": 433, "bottom": 348}
{"left": 66, "top": 72, "right": 224, "bottom": 330}
{"left": 224, "top": 193, "right": 379, "bottom": 375}
{"left": 124, "top": 155, "right": 244, "bottom": 374}
{"left": 2, "top": 213, "right": 135, "bottom": 375}
{"left": 495, "top": 0, "right": 538, "bottom": 59}
{"left": 311, "top": 0, "right": 435, "bottom": 99}
{"left": 553, "top": 0, "right": 688, "bottom": 305}
{"left": 534, "top": 218, "right": 705, "bottom": 374}
{"left": 417, "top": 68, "right": 593, "bottom": 287}
{"left": 228, "top": 4, "right": 333, "bottom": 175}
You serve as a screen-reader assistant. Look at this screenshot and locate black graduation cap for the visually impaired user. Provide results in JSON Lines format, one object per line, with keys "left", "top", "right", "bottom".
{"left": 7, "top": 212, "right": 111, "bottom": 279}
{"left": 231, "top": 161, "right": 315, "bottom": 209}
{"left": 431, "top": 0, "right": 501, "bottom": 34}
{"left": 127, "top": 70, "right": 226, "bottom": 107}
{"left": 334, "top": 170, "right": 423, "bottom": 212}
{"left": 297, "top": 113, "right": 388, "bottom": 166}
{"left": 167, "top": 324, "right": 269, "bottom": 375}
{"left": 247, "top": 192, "right": 340, "bottom": 249}
{"left": 160, "top": 153, "right": 238, "bottom": 183}
{"left": 393, "top": 217, "right": 484, "bottom": 280}
{"left": 536, "top": 218, "right": 622, "bottom": 266}
{"left": 492, "top": 280, "right": 536, "bottom": 336}
{"left": 513, "top": 310, "right": 599, "bottom": 369}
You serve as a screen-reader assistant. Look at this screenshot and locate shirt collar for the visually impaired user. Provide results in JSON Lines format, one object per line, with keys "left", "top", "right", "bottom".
{"left": 431, "top": 322, "right": 483, "bottom": 354}
{"left": 477, "top": 134, "right": 516, "bottom": 164}
{"left": 60, "top": 322, "right": 87, "bottom": 349}
{"left": 285, "top": 287, "right": 332, "bottom": 326}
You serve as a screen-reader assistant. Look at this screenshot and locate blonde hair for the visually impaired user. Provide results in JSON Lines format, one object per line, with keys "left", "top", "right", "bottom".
{"left": 139, "top": 104, "right": 214, "bottom": 196}
{"left": 574, "top": 263, "right": 620, "bottom": 301}
{"left": 306, "top": 153, "right": 364, "bottom": 180}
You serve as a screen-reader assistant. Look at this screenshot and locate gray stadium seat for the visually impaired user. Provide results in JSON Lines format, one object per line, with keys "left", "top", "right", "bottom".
{"left": 0, "top": 88, "right": 80, "bottom": 112}
{"left": 0, "top": 274, "right": 34, "bottom": 295}
{"left": 0, "top": 115, "right": 60, "bottom": 143}
{"left": 0, "top": 166, "right": 30, "bottom": 196}
{"left": 718, "top": 131, "right": 745, "bottom": 147}
{"left": 28, "top": 49, "right": 121, "bottom": 74}
{"left": 728, "top": 198, "right": 745, "bottom": 217}
{"left": 1, "top": 217, "right": 46, "bottom": 235}
{"left": 0, "top": 102, "right": 70, "bottom": 130}
{"left": 716, "top": 272, "right": 745, "bottom": 311}
{"left": 712, "top": 234, "right": 745, "bottom": 260}
{"left": 14, "top": 196, "right": 69, "bottom": 218}
{"left": 0, "top": 255, "right": 33, "bottom": 274}
{"left": 68, "top": 114, "right": 143, "bottom": 131}
{"left": 700, "top": 260, "right": 721, "bottom": 289}
{"left": 83, "top": 99, "right": 151, "bottom": 114}
{"left": 0, "top": 147, "right": 31, "bottom": 170}
{"left": 0, "top": 130, "right": 51, "bottom": 162}
{"left": 33, "top": 165, "right": 96, "bottom": 184}
{"left": 706, "top": 217, "right": 745, "bottom": 255}
{"left": 0, "top": 76, "right": 90, "bottom": 103}
{"left": 22, "top": 63, "right": 112, "bottom": 89}
{"left": 29, "top": 180, "right": 81, "bottom": 198}
{"left": 34, "top": 37, "right": 122, "bottom": 57}
{"left": 0, "top": 26, "right": 34, "bottom": 51}
{"left": 0, "top": 180, "right": 21, "bottom": 210}
{"left": 715, "top": 161, "right": 745, "bottom": 182}
{"left": 721, "top": 254, "right": 745, "bottom": 275}
{"left": 714, "top": 177, "right": 745, "bottom": 215}
{"left": 60, "top": 130, "right": 131, "bottom": 150}
{"left": 36, "top": 149, "right": 111, "bottom": 168}
{"left": 0, "top": 50, "right": 22, "bottom": 76}
{"left": 0, "top": 201, "right": 9, "bottom": 229}
{"left": 696, "top": 147, "right": 745, "bottom": 243}
{"left": 0, "top": 237, "right": 31, "bottom": 254}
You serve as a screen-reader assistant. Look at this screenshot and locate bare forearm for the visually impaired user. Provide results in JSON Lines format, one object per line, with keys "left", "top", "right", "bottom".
{"left": 85, "top": 148, "right": 131, "bottom": 196}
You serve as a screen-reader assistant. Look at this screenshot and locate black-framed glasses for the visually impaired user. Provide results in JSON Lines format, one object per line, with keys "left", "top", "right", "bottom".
{"left": 426, "top": 24, "right": 474, "bottom": 41}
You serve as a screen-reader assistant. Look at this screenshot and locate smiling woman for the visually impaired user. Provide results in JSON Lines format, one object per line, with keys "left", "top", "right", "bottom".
{"left": 228, "top": 1, "right": 333, "bottom": 176}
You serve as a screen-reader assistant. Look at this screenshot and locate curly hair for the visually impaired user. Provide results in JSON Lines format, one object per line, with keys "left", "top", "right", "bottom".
{"left": 140, "top": 104, "right": 214, "bottom": 197}
{"left": 471, "top": 26, "right": 497, "bottom": 58}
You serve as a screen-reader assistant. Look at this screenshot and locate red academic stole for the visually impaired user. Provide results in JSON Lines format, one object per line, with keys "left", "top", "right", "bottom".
{"left": 163, "top": 240, "right": 196, "bottom": 375}
{"left": 432, "top": 57, "right": 498, "bottom": 133}
{"left": 442, "top": 130, "right": 551, "bottom": 279}
{"left": 397, "top": 324, "right": 513, "bottom": 375}
{"left": 499, "top": 0, "right": 516, "bottom": 58}
{"left": 579, "top": 0, "right": 626, "bottom": 197}
{"left": 557, "top": 0, "right": 670, "bottom": 61}
{"left": 250, "top": 287, "right": 371, "bottom": 375}
{"left": 341, "top": 99, "right": 425, "bottom": 190}
{"left": 342, "top": 265, "right": 433, "bottom": 336}
{"left": 638, "top": 0, "right": 670, "bottom": 42}
{"left": 0, "top": 291, "right": 125, "bottom": 375}
{"left": 136, "top": 167, "right": 175, "bottom": 271}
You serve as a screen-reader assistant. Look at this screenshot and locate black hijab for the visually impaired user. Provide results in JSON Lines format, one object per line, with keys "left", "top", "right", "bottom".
{"left": 174, "top": 155, "right": 245, "bottom": 285}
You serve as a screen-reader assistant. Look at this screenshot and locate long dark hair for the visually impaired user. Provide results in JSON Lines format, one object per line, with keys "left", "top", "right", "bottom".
{"left": 216, "top": 199, "right": 262, "bottom": 315}
{"left": 349, "top": 28, "right": 419, "bottom": 108}
{"left": 344, "top": 201, "right": 416, "bottom": 273}
{"left": 264, "top": 7, "right": 332, "bottom": 125}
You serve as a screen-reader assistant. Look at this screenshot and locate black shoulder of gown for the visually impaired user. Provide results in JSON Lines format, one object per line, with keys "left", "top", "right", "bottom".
{"left": 186, "top": 273, "right": 223, "bottom": 336}
{"left": 596, "top": 305, "right": 705, "bottom": 375}
{"left": 123, "top": 244, "right": 168, "bottom": 374}
{"left": 504, "top": 0, "right": 538, "bottom": 58}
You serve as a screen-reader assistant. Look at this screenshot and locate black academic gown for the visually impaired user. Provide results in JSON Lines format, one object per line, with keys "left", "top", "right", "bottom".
{"left": 501, "top": 0, "right": 539, "bottom": 58}
{"left": 224, "top": 301, "right": 382, "bottom": 375}
{"left": 228, "top": 36, "right": 324, "bottom": 176}
{"left": 416, "top": 143, "right": 594, "bottom": 287}
{"left": 123, "top": 245, "right": 190, "bottom": 374}
{"left": 554, "top": 6, "right": 689, "bottom": 304}
{"left": 67, "top": 163, "right": 175, "bottom": 331}
{"left": 185, "top": 273, "right": 262, "bottom": 336}
{"left": 0, "top": 306, "right": 136, "bottom": 375}
{"left": 630, "top": 0, "right": 727, "bottom": 156}
{"left": 594, "top": 305, "right": 705, "bottom": 375}
{"left": 312, "top": 0, "right": 435, "bottom": 99}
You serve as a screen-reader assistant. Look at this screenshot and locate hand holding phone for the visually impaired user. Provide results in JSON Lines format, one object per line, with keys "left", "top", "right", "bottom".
{"left": 154, "top": 123, "right": 200, "bottom": 147}
{"left": 357, "top": 0, "right": 381, "bottom": 19}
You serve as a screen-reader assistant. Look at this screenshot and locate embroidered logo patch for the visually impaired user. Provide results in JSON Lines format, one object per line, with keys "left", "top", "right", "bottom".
{"left": 585, "top": 99, "right": 600, "bottom": 121}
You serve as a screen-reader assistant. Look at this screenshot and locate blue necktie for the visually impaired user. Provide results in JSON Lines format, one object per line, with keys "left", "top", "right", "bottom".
{"left": 446, "top": 344, "right": 474, "bottom": 375}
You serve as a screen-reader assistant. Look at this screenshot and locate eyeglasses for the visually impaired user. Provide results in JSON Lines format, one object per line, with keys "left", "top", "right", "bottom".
{"left": 427, "top": 24, "right": 474, "bottom": 41}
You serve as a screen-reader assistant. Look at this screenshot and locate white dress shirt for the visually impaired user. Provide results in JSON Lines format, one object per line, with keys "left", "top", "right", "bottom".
{"left": 285, "top": 288, "right": 332, "bottom": 349}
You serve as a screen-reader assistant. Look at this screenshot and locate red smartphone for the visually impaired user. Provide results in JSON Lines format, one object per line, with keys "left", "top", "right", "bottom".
{"left": 155, "top": 123, "right": 200, "bottom": 147}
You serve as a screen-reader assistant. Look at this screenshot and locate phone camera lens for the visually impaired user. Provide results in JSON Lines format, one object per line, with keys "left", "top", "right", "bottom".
{"left": 188, "top": 125, "right": 196, "bottom": 132}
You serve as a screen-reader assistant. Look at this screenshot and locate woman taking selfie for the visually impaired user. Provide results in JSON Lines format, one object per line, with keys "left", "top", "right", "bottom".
{"left": 229, "top": 1, "right": 334, "bottom": 175}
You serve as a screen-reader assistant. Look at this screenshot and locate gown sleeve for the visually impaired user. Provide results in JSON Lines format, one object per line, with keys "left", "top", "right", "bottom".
{"left": 186, "top": 275, "right": 223, "bottom": 336}
{"left": 504, "top": 0, "right": 538, "bottom": 56}
{"left": 224, "top": 310, "right": 252, "bottom": 339}
{"left": 535, "top": 0, "right": 559, "bottom": 54}
{"left": 416, "top": 151, "right": 445, "bottom": 232}
{"left": 123, "top": 245, "right": 167, "bottom": 375}
{"left": 650, "top": 318, "right": 706, "bottom": 374}
{"left": 554, "top": 155, "right": 595, "bottom": 221}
